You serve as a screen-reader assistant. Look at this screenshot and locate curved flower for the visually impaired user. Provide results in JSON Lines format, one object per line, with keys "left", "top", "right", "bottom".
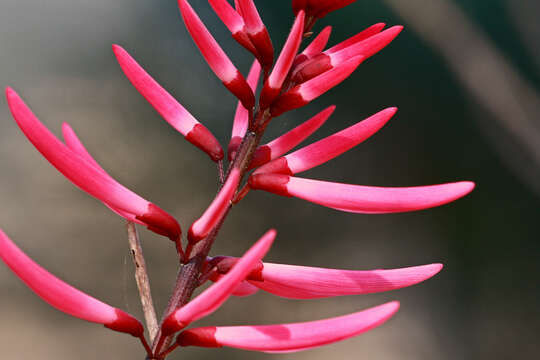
{"left": 113, "top": 45, "right": 223, "bottom": 161}
{"left": 5, "top": 87, "right": 181, "bottom": 242}
{"left": 178, "top": 0, "right": 255, "bottom": 109}
{"left": 176, "top": 301, "right": 399, "bottom": 352}
{"left": 0, "top": 230, "right": 144, "bottom": 337}
{"left": 254, "top": 107, "right": 396, "bottom": 175}
{"left": 250, "top": 174, "right": 475, "bottom": 214}
{"left": 207, "top": 258, "right": 442, "bottom": 299}
{"left": 249, "top": 105, "right": 335, "bottom": 169}
{"left": 188, "top": 169, "right": 241, "bottom": 243}
{"left": 237, "top": 0, "right": 274, "bottom": 70}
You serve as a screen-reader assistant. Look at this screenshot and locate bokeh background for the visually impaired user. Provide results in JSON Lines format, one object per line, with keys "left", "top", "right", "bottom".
{"left": 0, "top": 0, "right": 538, "bottom": 359}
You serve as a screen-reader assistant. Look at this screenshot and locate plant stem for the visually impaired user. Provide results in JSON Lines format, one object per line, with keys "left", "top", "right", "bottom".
{"left": 126, "top": 221, "right": 159, "bottom": 343}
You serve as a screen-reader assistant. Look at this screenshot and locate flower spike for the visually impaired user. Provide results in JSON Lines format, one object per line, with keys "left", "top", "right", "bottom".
{"left": 237, "top": 0, "right": 274, "bottom": 70}
{"left": 228, "top": 59, "right": 262, "bottom": 159}
{"left": 188, "top": 168, "right": 241, "bottom": 244}
{"left": 0, "top": 230, "right": 144, "bottom": 337}
{"left": 249, "top": 106, "right": 335, "bottom": 169}
{"left": 208, "top": 0, "right": 259, "bottom": 57}
{"left": 176, "top": 301, "right": 399, "bottom": 352}
{"left": 249, "top": 174, "right": 475, "bottom": 214}
{"left": 178, "top": 0, "right": 255, "bottom": 109}
{"left": 292, "top": 26, "right": 402, "bottom": 83}
{"left": 6, "top": 88, "right": 181, "bottom": 242}
{"left": 113, "top": 45, "right": 223, "bottom": 161}
{"left": 271, "top": 56, "right": 364, "bottom": 117}
{"left": 161, "top": 229, "right": 276, "bottom": 335}
{"left": 254, "top": 107, "right": 396, "bottom": 175}
{"left": 259, "top": 10, "right": 305, "bottom": 109}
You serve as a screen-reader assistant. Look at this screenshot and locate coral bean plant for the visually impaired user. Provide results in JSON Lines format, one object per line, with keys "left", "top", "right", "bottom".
{"left": 1, "top": 0, "right": 475, "bottom": 359}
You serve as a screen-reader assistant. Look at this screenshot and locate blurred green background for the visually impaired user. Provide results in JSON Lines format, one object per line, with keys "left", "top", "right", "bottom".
{"left": 0, "top": 1, "right": 538, "bottom": 359}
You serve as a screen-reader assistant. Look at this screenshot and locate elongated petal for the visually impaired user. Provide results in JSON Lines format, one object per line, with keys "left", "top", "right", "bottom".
{"left": 238, "top": 0, "right": 274, "bottom": 69}
{"left": 208, "top": 0, "right": 259, "bottom": 56}
{"left": 270, "top": 56, "right": 364, "bottom": 117}
{"left": 228, "top": 60, "right": 262, "bottom": 159}
{"left": 314, "top": 0, "right": 357, "bottom": 18}
{"left": 178, "top": 0, "right": 255, "bottom": 109}
{"left": 291, "top": 25, "right": 332, "bottom": 70}
{"left": 292, "top": 26, "right": 400, "bottom": 84}
{"left": 249, "top": 174, "right": 475, "bottom": 214}
{"left": 177, "top": 301, "right": 399, "bottom": 352}
{"left": 113, "top": 45, "right": 223, "bottom": 161}
{"left": 188, "top": 169, "right": 241, "bottom": 243}
{"left": 6, "top": 88, "right": 181, "bottom": 241}
{"left": 255, "top": 107, "right": 395, "bottom": 174}
{"left": 326, "top": 23, "right": 386, "bottom": 55}
{"left": 62, "top": 123, "right": 146, "bottom": 226}
{"left": 251, "top": 263, "right": 442, "bottom": 299}
{"left": 0, "top": 230, "right": 143, "bottom": 336}
{"left": 249, "top": 106, "right": 335, "bottom": 169}
{"left": 161, "top": 229, "right": 276, "bottom": 335}
{"left": 259, "top": 11, "right": 305, "bottom": 109}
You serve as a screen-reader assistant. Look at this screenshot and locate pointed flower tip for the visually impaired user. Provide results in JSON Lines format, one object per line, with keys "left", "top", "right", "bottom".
{"left": 188, "top": 169, "right": 241, "bottom": 244}
{"left": 178, "top": 300, "right": 399, "bottom": 351}
{"left": 0, "top": 229, "right": 143, "bottom": 337}
{"left": 163, "top": 229, "right": 275, "bottom": 336}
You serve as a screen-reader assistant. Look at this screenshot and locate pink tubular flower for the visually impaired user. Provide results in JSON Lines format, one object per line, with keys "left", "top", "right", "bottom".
{"left": 250, "top": 174, "right": 475, "bottom": 214}
{"left": 249, "top": 105, "right": 335, "bottom": 169}
{"left": 178, "top": 0, "right": 255, "bottom": 109}
{"left": 112, "top": 45, "right": 223, "bottom": 161}
{"left": 161, "top": 229, "right": 276, "bottom": 336}
{"left": 176, "top": 301, "right": 399, "bottom": 352}
{"left": 271, "top": 56, "right": 364, "bottom": 117}
{"left": 292, "top": 26, "right": 402, "bottom": 83}
{"left": 293, "top": 0, "right": 358, "bottom": 19}
{"left": 208, "top": 0, "right": 259, "bottom": 57}
{"left": 0, "top": 230, "right": 144, "bottom": 337}
{"left": 237, "top": 0, "right": 274, "bottom": 70}
{"left": 206, "top": 258, "right": 442, "bottom": 299}
{"left": 254, "top": 107, "right": 396, "bottom": 175}
{"left": 259, "top": 10, "right": 305, "bottom": 109}
{"left": 5, "top": 87, "right": 181, "bottom": 242}
{"left": 228, "top": 59, "right": 262, "bottom": 160}
{"left": 188, "top": 169, "right": 242, "bottom": 244}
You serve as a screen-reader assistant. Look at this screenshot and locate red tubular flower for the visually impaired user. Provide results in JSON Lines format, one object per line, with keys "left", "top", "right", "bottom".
{"left": 5, "top": 88, "right": 181, "bottom": 242}
{"left": 178, "top": 0, "right": 255, "bottom": 109}
{"left": 293, "top": 0, "right": 358, "bottom": 19}
{"left": 161, "top": 229, "right": 276, "bottom": 336}
{"left": 327, "top": 22, "right": 386, "bottom": 54}
{"left": 270, "top": 56, "right": 364, "bottom": 117}
{"left": 254, "top": 107, "right": 396, "bottom": 175}
{"left": 112, "top": 45, "right": 223, "bottom": 162}
{"left": 207, "top": 257, "right": 442, "bottom": 299}
{"left": 237, "top": 0, "right": 274, "bottom": 70}
{"left": 0, "top": 230, "right": 144, "bottom": 337}
{"left": 208, "top": 0, "right": 259, "bottom": 57}
{"left": 176, "top": 301, "right": 399, "bottom": 352}
{"left": 228, "top": 59, "right": 262, "bottom": 160}
{"left": 250, "top": 174, "right": 475, "bottom": 214}
{"left": 249, "top": 105, "right": 335, "bottom": 169}
{"left": 293, "top": 25, "right": 332, "bottom": 67}
{"left": 292, "top": 26, "right": 402, "bottom": 83}
{"left": 259, "top": 10, "right": 305, "bottom": 109}
{"left": 188, "top": 169, "right": 242, "bottom": 244}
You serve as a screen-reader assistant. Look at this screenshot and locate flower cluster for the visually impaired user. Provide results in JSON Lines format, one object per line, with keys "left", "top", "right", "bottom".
{"left": 1, "top": 1, "right": 474, "bottom": 359}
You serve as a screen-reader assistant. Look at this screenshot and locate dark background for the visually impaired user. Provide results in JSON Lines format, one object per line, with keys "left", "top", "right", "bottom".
{"left": 0, "top": 1, "right": 538, "bottom": 359}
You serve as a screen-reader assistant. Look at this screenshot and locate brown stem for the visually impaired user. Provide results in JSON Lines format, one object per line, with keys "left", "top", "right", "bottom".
{"left": 126, "top": 221, "right": 159, "bottom": 343}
